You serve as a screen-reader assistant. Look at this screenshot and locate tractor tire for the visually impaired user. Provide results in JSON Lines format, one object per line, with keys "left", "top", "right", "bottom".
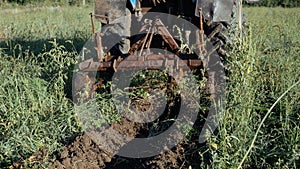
{"left": 205, "top": 21, "right": 231, "bottom": 62}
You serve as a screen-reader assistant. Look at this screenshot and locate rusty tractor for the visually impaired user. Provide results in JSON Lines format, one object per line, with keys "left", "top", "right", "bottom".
{"left": 74, "top": 0, "right": 247, "bottom": 99}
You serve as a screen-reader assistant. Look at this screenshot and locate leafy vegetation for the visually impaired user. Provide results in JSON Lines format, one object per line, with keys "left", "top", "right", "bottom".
{"left": 0, "top": 6, "right": 91, "bottom": 54}
{"left": 0, "top": 40, "right": 81, "bottom": 167}
{"left": 200, "top": 7, "right": 300, "bottom": 168}
{"left": 1, "top": 0, "right": 93, "bottom": 6}
{"left": 244, "top": 0, "right": 300, "bottom": 7}
{"left": 0, "top": 5, "right": 299, "bottom": 169}
{"left": 0, "top": 7, "right": 93, "bottom": 167}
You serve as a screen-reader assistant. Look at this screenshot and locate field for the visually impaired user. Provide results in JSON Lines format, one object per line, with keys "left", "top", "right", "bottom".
{"left": 0, "top": 6, "right": 299, "bottom": 169}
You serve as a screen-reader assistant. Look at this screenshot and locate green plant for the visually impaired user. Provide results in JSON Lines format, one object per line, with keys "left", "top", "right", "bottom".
{"left": 0, "top": 44, "right": 80, "bottom": 167}
{"left": 197, "top": 7, "right": 300, "bottom": 168}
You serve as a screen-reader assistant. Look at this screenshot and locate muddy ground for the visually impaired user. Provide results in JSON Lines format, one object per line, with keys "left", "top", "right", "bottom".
{"left": 10, "top": 79, "right": 208, "bottom": 169}
{"left": 49, "top": 116, "right": 205, "bottom": 169}
{"left": 10, "top": 116, "right": 207, "bottom": 169}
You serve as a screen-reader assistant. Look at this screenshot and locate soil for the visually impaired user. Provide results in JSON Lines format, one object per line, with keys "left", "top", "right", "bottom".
{"left": 47, "top": 114, "right": 205, "bottom": 169}
{"left": 50, "top": 133, "right": 202, "bottom": 169}
{"left": 9, "top": 82, "right": 207, "bottom": 169}
{"left": 9, "top": 114, "right": 206, "bottom": 169}
{"left": 51, "top": 119, "right": 142, "bottom": 169}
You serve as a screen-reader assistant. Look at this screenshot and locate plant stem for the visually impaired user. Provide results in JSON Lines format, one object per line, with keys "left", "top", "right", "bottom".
{"left": 237, "top": 80, "right": 300, "bottom": 169}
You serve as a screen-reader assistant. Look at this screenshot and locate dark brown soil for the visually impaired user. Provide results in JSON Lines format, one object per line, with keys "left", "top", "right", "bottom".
{"left": 8, "top": 102, "right": 207, "bottom": 169}
{"left": 9, "top": 117, "right": 205, "bottom": 169}
{"left": 9, "top": 86, "right": 207, "bottom": 169}
{"left": 51, "top": 119, "right": 142, "bottom": 169}
{"left": 47, "top": 116, "right": 204, "bottom": 169}
{"left": 51, "top": 135, "right": 201, "bottom": 169}
{"left": 52, "top": 133, "right": 111, "bottom": 169}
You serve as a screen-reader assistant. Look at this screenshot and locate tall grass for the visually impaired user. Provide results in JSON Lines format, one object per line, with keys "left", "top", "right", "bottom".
{"left": 0, "top": 6, "right": 94, "bottom": 167}
{"left": 244, "top": 0, "right": 300, "bottom": 7}
{"left": 199, "top": 7, "right": 300, "bottom": 168}
{"left": 0, "top": 41, "right": 82, "bottom": 167}
{"left": 0, "top": 6, "right": 92, "bottom": 54}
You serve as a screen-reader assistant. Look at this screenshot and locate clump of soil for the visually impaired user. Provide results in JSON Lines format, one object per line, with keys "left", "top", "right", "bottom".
{"left": 49, "top": 119, "right": 203, "bottom": 169}
{"left": 10, "top": 117, "right": 205, "bottom": 169}
{"left": 52, "top": 133, "right": 111, "bottom": 169}
{"left": 52, "top": 119, "right": 142, "bottom": 169}
{"left": 10, "top": 80, "right": 207, "bottom": 169}
{"left": 52, "top": 135, "right": 195, "bottom": 169}
{"left": 9, "top": 107, "right": 207, "bottom": 169}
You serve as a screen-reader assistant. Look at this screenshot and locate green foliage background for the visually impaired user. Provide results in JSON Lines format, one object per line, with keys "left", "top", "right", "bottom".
{"left": 245, "top": 0, "right": 299, "bottom": 7}
{"left": 2, "top": 0, "right": 93, "bottom": 6}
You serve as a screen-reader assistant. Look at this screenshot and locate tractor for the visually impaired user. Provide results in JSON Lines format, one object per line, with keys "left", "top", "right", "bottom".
{"left": 71, "top": 0, "right": 255, "bottom": 160}
{"left": 74, "top": 0, "right": 247, "bottom": 98}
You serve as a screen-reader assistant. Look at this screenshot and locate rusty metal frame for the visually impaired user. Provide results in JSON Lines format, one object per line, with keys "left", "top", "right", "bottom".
{"left": 129, "top": 18, "right": 179, "bottom": 55}
{"left": 79, "top": 53, "right": 203, "bottom": 71}
{"left": 80, "top": 14, "right": 206, "bottom": 91}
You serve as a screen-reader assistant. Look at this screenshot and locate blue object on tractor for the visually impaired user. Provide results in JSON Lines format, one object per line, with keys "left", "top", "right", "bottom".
{"left": 130, "top": 0, "right": 136, "bottom": 9}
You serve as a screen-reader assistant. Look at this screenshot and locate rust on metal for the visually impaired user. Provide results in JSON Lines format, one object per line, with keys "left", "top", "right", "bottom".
{"left": 129, "top": 18, "right": 179, "bottom": 55}
{"left": 79, "top": 53, "right": 203, "bottom": 72}
{"left": 146, "top": 27, "right": 155, "bottom": 50}
{"left": 128, "top": 22, "right": 151, "bottom": 55}
{"left": 208, "top": 23, "right": 222, "bottom": 39}
{"left": 93, "top": 78, "right": 104, "bottom": 91}
{"left": 94, "top": 32, "right": 104, "bottom": 61}
{"left": 197, "top": 8, "right": 207, "bottom": 57}
{"left": 79, "top": 58, "right": 112, "bottom": 71}
{"left": 155, "top": 19, "right": 179, "bottom": 52}
{"left": 90, "top": 13, "right": 96, "bottom": 34}
{"left": 128, "top": 38, "right": 146, "bottom": 55}
{"left": 139, "top": 22, "right": 152, "bottom": 56}
{"left": 128, "top": 19, "right": 179, "bottom": 55}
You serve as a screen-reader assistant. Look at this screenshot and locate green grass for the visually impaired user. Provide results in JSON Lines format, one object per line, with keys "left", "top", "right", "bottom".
{"left": 0, "top": 6, "right": 299, "bottom": 168}
{"left": 0, "top": 6, "right": 92, "bottom": 54}
{"left": 0, "top": 41, "right": 81, "bottom": 167}
{"left": 0, "top": 6, "right": 93, "bottom": 168}
{"left": 199, "top": 7, "right": 300, "bottom": 168}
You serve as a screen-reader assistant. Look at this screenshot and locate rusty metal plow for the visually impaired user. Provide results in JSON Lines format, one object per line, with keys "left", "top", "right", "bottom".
{"left": 78, "top": 17, "right": 205, "bottom": 92}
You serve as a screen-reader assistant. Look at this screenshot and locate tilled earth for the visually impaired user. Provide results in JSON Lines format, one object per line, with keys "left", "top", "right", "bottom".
{"left": 9, "top": 82, "right": 206, "bottom": 169}
{"left": 49, "top": 118, "right": 202, "bottom": 169}
{"left": 9, "top": 117, "right": 204, "bottom": 169}
{"left": 52, "top": 119, "right": 142, "bottom": 169}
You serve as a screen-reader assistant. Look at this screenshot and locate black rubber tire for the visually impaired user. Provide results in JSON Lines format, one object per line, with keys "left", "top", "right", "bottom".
{"left": 205, "top": 21, "right": 231, "bottom": 61}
